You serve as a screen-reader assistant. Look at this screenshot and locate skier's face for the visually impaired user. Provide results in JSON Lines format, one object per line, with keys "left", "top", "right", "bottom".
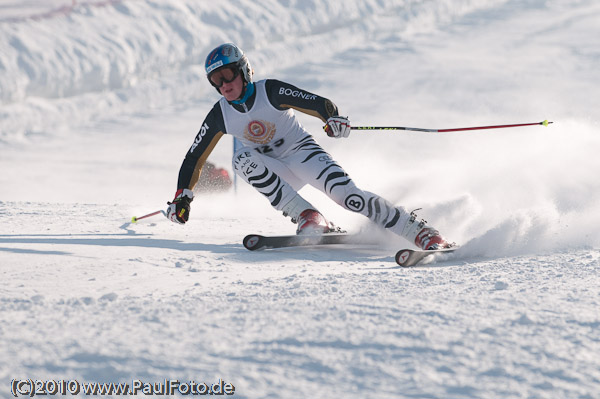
{"left": 219, "top": 74, "right": 244, "bottom": 102}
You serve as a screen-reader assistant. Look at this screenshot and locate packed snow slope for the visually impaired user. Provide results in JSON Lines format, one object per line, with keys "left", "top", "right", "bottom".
{"left": 1, "top": 0, "right": 600, "bottom": 398}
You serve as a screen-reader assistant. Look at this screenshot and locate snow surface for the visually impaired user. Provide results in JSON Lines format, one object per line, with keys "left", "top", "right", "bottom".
{"left": 1, "top": 0, "right": 600, "bottom": 398}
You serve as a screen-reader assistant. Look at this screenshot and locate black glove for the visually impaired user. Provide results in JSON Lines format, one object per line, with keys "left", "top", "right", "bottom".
{"left": 167, "top": 189, "right": 194, "bottom": 224}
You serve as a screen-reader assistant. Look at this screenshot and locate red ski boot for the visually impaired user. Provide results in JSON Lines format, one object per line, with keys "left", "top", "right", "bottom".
{"left": 415, "top": 227, "right": 450, "bottom": 250}
{"left": 296, "top": 209, "right": 331, "bottom": 235}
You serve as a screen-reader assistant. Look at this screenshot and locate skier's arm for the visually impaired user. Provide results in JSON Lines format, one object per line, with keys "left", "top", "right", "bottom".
{"left": 167, "top": 103, "right": 226, "bottom": 224}
{"left": 177, "top": 103, "right": 226, "bottom": 191}
{"left": 265, "top": 79, "right": 350, "bottom": 138}
{"left": 265, "top": 79, "right": 339, "bottom": 122}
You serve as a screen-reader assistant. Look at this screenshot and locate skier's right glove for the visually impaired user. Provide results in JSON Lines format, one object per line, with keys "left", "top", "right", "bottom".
{"left": 324, "top": 116, "right": 351, "bottom": 138}
{"left": 167, "top": 188, "right": 194, "bottom": 224}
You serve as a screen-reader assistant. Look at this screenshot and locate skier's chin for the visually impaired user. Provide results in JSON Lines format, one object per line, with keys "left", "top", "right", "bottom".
{"left": 222, "top": 89, "right": 239, "bottom": 102}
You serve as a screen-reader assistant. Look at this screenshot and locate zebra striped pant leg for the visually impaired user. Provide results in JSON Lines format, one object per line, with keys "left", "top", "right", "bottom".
{"left": 286, "top": 138, "right": 413, "bottom": 235}
{"left": 232, "top": 147, "right": 299, "bottom": 212}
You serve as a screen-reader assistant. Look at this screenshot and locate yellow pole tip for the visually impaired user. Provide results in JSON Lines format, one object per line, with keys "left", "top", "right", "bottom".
{"left": 542, "top": 120, "right": 550, "bottom": 127}
{"left": 131, "top": 216, "right": 138, "bottom": 223}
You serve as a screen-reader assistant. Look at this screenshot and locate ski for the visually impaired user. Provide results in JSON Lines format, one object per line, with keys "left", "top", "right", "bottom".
{"left": 243, "top": 233, "right": 361, "bottom": 251}
{"left": 395, "top": 246, "right": 459, "bottom": 267}
{"left": 244, "top": 232, "right": 459, "bottom": 268}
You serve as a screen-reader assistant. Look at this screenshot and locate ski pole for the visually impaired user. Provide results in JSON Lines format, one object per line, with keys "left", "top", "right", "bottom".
{"left": 351, "top": 120, "right": 553, "bottom": 133}
{"left": 131, "top": 210, "right": 166, "bottom": 223}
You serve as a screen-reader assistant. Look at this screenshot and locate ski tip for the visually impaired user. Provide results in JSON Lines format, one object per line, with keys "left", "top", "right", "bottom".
{"left": 395, "top": 244, "right": 459, "bottom": 267}
{"left": 395, "top": 249, "right": 414, "bottom": 267}
{"left": 243, "top": 234, "right": 263, "bottom": 251}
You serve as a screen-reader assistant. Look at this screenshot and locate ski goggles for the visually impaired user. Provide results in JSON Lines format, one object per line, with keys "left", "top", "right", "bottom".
{"left": 208, "top": 65, "right": 240, "bottom": 88}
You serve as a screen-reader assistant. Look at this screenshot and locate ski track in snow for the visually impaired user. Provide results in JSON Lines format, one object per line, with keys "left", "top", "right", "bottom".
{"left": 1, "top": 1, "right": 600, "bottom": 398}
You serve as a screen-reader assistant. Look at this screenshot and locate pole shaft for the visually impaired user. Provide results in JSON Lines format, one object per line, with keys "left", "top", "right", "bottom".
{"left": 135, "top": 210, "right": 162, "bottom": 221}
{"left": 437, "top": 121, "right": 550, "bottom": 132}
{"left": 351, "top": 120, "right": 552, "bottom": 133}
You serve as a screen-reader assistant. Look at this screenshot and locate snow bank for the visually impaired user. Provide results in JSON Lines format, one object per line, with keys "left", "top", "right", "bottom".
{"left": 0, "top": 0, "right": 507, "bottom": 143}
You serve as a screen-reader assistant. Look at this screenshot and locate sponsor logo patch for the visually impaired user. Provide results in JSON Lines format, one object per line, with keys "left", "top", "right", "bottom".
{"left": 190, "top": 122, "right": 209, "bottom": 153}
{"left": 325, "top": 99, "right": 336, "bottom": 117}
{"left": 344, "top": 194, "right": 365, "bottom": 212}
{"left": 398, "top": 250, "right": 410, "bottom": 263}
{"left": 244, "top": 120, "right": 276, "bottom": 145}
{"left": 206, "top": 60, "right": 223, "bottom": 73}
{"left": 278, "top": 87, "right": 317, "bottom": 101}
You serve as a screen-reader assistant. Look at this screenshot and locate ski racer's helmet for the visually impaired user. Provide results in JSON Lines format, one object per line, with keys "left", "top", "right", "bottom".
{"left": 205, "top": 43, "right": 253, "bottom": 91}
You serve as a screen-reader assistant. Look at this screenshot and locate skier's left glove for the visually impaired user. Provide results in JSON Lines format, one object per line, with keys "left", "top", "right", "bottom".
{"left": 324, "top": 116, "right": 351, "bottom": 138}
{"left": 167, "top": 188, "right": 194, "bottom": 224}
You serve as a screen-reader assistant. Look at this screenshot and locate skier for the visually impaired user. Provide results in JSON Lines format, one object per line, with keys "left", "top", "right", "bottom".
{"left": 167, "top": 43, "right": 449, "bottom": 250}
